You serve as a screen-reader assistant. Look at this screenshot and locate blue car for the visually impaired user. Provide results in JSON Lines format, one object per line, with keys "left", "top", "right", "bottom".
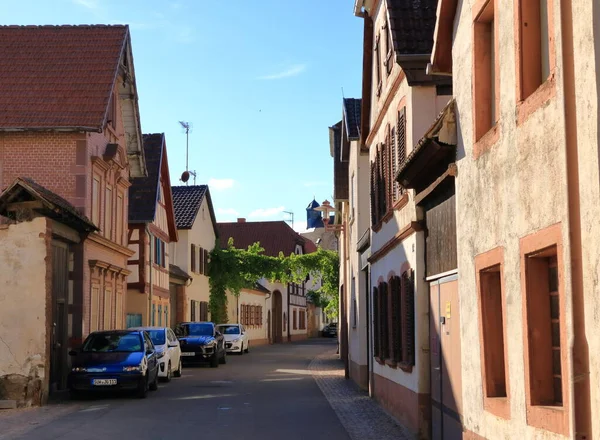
{"left": 175, "top": 322, "right": 226, "bottom": 368}
{"left": 68, "top": 330, "right": 160, "bottom": 399}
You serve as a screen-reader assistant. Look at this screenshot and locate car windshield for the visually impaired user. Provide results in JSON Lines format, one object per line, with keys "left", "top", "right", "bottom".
{"left": 82, "top": 332, "right": 142, "bottom": 353}
{"left": 146, "top": 330, "right": 166, "bottom": 346}
{"left": 218, "top": 325, "right": 240, "bottom": 335}
{"left": 175, "top": 323, "right": 213, "bottom": 337}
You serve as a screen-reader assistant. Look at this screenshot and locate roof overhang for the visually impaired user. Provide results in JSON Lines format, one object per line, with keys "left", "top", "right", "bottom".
{"left": 430, "top": 0, "right": 458, "bottom": 75}
{"left": 396, "top": 100, "right": 457, "bottom": 195}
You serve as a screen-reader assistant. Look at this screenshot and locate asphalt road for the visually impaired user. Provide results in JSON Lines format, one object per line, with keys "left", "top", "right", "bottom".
{"left": 7, "top": 339, "right": 350, "bottom": 440}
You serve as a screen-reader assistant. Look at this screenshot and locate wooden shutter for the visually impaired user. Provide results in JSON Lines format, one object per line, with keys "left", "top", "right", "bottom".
{"left": 403, "top": 270, "right": 416, "bottom": 365}
{"left": 191, "top": 300, "right": 196, "bottom": 321}
{"left": 199, "top": 247, "right": 204, "bottom": 275}
{"left": 370, "top": 161, "right": 377, "bottom": 226}
{"left": 396, "top": 108, "right": 407, "bottom": 196}
{"left": 390, "top": 127, "right": 398, "bottom": 202}
{"left": 203, "top": 249, "right": 209, "bottom": 275}
{"left": 373, "top": 286, "right": 380, "bottom": 358}
{"left": 191, "top": 244, "right": 196, "bottom": 273}
{"left": 390, "top": 276, "right": 402, "bottom": 362}
{"left": 259, "top": 306, "right": 263, "bottom": 326}
{"left": 380, "top": 281, "right": 389, "bottom": 359}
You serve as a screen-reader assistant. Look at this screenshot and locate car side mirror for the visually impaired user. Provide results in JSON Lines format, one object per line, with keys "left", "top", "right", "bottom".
{"left": 68, "top": 350, "right": 78, "bottom": 356}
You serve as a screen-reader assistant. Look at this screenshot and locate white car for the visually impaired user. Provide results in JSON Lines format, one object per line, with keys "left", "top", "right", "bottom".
{"left": 217, "top": 324, "right": 249, "bottom": 354}
{"left": 130, "top": 327, "right": 182, "bottom": 381}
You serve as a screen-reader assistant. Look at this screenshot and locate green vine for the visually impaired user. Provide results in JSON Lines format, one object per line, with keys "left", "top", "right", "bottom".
{"left": 207, "top": 238, "right": 339, "bottom": 324}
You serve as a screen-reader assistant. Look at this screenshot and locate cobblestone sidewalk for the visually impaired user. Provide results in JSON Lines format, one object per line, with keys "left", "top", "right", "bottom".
{"left": 309, "top": 348, "right": 414, "bottom": 440}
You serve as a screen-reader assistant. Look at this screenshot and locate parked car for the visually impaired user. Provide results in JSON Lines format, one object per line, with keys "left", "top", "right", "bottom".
{"left": 322, "top": 322, "right": 338, "bottom": 338}
{"left": 217, "top": 323, "right": 249, "bottom": 354}
{"left": 130, "top": 326, "right": 182, "bottom": 381}
{"left": 174, "top": 322, "right": 226, "bottom": 368}
{"left": 68, "top": 330, "right": 160, "bottom": 399}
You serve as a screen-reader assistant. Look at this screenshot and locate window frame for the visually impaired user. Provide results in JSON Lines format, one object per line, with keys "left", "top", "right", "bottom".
{"left": 520, "top": 223, "right": 569, "bottom": 436}
{"left": 475, "top": 246, "right": 510, "bottom": 419}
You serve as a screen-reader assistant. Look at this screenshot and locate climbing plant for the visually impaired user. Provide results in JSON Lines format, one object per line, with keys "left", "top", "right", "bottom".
{"left": 207, "top": 238, "right": 339, "bottom": 324}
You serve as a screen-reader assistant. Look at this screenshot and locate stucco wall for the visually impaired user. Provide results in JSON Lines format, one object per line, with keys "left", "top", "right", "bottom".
{"left": 0, "top": 217, "right": 49, "bottom": 406}
{"left": 225, "top": 289, "right": 270, "bottom": 344}
{"left": 452, "top": 0, "right": 577, "bottom": 437}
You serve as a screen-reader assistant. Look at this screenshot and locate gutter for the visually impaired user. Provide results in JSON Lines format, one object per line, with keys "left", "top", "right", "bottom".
{"left": 560, "top": 0, "right": 592, "bottom": 437}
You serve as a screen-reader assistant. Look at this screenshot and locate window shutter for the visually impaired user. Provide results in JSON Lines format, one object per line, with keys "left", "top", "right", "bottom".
{"left": 396, "top": 108, "right": 407, "bottom": 196}
{"left": 191, "top": 244, "right": 196, "bottom": 273}
{"left": 373, "top": 286, "right": 380, "bottom": 358}
{"left": 377, "top": 148, "right": 386, "bottom": 219}
{"left": 370, "top": 161, "right": 377, "bottom": 226}
{"left": 403, "top": 270, "right": 416, "bottom": 365}
{"left": 391, "top": 276, "right": 402, "bottom": 362}
{"left": 260, "top": 306, "right": 263, "bottom": 326}
{"left": 199, "top": 247, "right": 204, "bottom": 275}
{"left": 204, "top": 249, "right": 209, "bottom": 275}
{"left": 391, "top": 128, "right": 398, "bottom": 202}
{"left": 381, "top": 281, "right": 389, "bottom": 359}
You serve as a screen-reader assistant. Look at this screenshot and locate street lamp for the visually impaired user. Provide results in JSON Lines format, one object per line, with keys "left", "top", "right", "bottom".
{"left": 314, "top": 200, "right": 345, "bottom": 232}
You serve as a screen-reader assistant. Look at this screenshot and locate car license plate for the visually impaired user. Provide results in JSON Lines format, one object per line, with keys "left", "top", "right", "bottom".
{"left": 92, "top": 378, "right": 117, "bottom": 386}
{"left": 181, "top": 352, "right": 195, "bottom": 356}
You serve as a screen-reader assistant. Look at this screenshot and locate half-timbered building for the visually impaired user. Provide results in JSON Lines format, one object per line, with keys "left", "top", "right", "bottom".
{"left": 127, "top": 133, "right": 178, "bottom": 327}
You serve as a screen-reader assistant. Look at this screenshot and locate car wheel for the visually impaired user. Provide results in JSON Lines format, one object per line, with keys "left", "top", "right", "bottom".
{"left": 149, "top": 370, "right": 159, "bottom": 391}
{"left": 173, "top": 360, "right": 182, "bottom": 378}
{"left": 137, "top": 376, "right": 149, "bottom": 399}
{"left": 210, "top": 353, "right": 219, "bottom": 368}
{"left": 163, "top": 362, "right": 172, "bottom": 383}
{"left": 245, "top": 342, "right": 249, "bottom": 354}
{"left": 219, "top": 349, "right": 227, "bottom": 364}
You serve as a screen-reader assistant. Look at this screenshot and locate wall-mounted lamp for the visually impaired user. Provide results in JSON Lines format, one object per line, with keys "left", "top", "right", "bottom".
{"left": 313, "top": 200, "right": 345, "bottom": 232}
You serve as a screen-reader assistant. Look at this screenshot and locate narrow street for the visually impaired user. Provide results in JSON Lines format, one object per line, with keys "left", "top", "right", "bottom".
{"left": 0, "top": 340, "right": 351, "bottom": 440}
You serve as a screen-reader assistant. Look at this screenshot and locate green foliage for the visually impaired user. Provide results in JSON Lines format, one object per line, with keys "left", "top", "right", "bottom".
{"left": 207, "top": 238, "right": 339, "bottom": 323}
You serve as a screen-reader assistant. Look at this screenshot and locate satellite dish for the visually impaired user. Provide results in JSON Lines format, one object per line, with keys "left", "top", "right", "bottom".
{"left": 181, "top": 171, "right": 190, "bottom": 183}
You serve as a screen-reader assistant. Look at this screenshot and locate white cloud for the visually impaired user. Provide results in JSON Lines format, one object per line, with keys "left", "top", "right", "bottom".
{"left": 258, "top": 64, "right": 306, "bottom": 80}
{"left": 73, "top": 0, "right": 98, "bottom": 9}
{"left": 208, "top": 178, "right": 235, "bottom": 190}
{"left": 248, "top": 206, "right": 286, "bottom": 218}
{"left": 217, "top": 208, "right": 240, "bottom": 216}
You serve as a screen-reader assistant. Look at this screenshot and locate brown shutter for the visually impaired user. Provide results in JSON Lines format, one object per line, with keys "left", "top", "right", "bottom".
{"left": 373, "top": 286, "right": 380, "bottom": 358}
{"left": 370, "top": 161, "right": 377, "bottom": 226}
{"left": 396, "top": 108, "right": 407, "bottom": 196}
{"left": 390, "top": 127, "right": 397, "bottom": 202}
{"left": 403, "top": 270, "right": 415, "bottom": 365}
{"left": 378, "top": 148, "right": 386, "bottom": 219}
{"left": 204, "top": 249, "right": 209, "bottom": 275}
{"left": 381, "top": 281, "right": 389, "bottom": 359}
{"left": 260, "top": 306, "right": 263, "bottom": 326}
{"left": 198, "top": 247, "right": 204, "bottom": 275}
{"left": 191, "top": 244, "right": 196, "bottom": 273}
{"left": 391, "top": 276, "right": 402, "bottom": 362}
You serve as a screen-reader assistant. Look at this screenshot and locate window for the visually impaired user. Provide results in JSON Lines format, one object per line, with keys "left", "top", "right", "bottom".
{"left": 105, "top": 186, "right": 113, "bottom": 239}
{"left": 473, "top": 0, "right": 499, "bottom": 141}
{"left": 152, "top": 303, "right": 156, "bottom": 326}
{"left": 373, "top": 269, "right": 415, "bottom": 368}
{"left": 393, "top": 108, "right": 407, "bottom": 202}
{"left": 370, "top": 144, "right": 389, "bottom": 227}
{"left": 200, "top": 301, "right": 209, "bottom": 321}
{"left": 154, "top": 237, "right": 165, "bottom": 268}
{"left": 103, "top": 289, "right": 112, "bottom": 330}
{"left": 190, "top": 300, "right": 197, "bottom": 321}
{"left": 476, "top": 247, "right": 510, "bottom": 418}
{"left": 199, "top": 246, "right": 204, "bottom": 275}
{"left": 191, "top": 244, "right": 196, "bottom": 273}
{"left": 517, "top": 0, "right": 552, "bottom": 101}
{"left": 90, "top": 286, "right": 100, "bottom": 332}
{"left": 116, "top": 193, "right": 123, "bottom": 245}
{"left": 383, "top": 19, "right": 393, "bottom": 75}
{"left": 158, "top": 305, "right": 162, "bottom": 326}
{"left": 374, "top": 34, "right": 382, "bottom": 96}
{"left": 520, "top": 224, "right": 568, "bottom": 436}
{"left": 92, "top": 177, "right": 100, "bottom": 226}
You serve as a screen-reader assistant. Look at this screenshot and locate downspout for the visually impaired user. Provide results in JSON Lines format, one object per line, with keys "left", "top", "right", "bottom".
{"left": 147, "top": 225, "right": 153, "bottom": 326}
{"left": 560, "top": 0, "right": 592, "bottom": 438}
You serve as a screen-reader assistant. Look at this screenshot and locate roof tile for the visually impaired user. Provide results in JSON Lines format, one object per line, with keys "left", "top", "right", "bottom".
{"left": 129, "top": 134, "right": 164, "bottom": 223}
{"left": 172, "top": 185, "right": 207, "bottom": 229}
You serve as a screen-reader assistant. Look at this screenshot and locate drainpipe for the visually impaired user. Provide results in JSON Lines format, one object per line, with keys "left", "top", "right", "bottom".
{"left": 147, "top": 226, "right": 153, "bottom": 326}
{"left": 560, "top": 1, "right": 592, "bottom": 438}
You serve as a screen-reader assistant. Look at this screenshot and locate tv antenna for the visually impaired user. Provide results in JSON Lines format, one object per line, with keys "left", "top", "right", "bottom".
{"left": 283, "top": 210, "right": 294, "bottom": 230}
{"left": 179, "top": 121, "right": 197, "bottom": 185}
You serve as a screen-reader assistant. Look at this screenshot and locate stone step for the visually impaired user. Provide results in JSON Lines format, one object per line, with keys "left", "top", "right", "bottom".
{"left": 0, "top": 400, "right": 17, "bottom": 410}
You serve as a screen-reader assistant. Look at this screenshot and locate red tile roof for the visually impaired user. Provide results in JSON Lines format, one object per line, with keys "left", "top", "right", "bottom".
{"left": 217, "top": 221, "right": 315, "bottom": 257}
{"left": 0, "top": 25, "right": 128, "bottom": 130}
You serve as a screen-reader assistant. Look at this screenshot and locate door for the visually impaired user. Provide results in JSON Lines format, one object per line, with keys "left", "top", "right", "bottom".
{"left": 430, "top": 274, "right": 462, "bottom": 440}
{"left": 50, "top": 241, "right": 69, "bottom": 393}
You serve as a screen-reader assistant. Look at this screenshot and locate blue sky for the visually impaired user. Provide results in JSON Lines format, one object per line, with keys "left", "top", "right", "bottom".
{"left": 2, "top": 0, "right": 363, "bottom": 231}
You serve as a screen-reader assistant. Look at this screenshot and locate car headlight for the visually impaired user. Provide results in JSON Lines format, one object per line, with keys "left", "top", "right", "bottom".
{"left": 71, "top": 367, "right": 87, "bottom": 372}
{"left": 231, "top": 338, "right": 239, "bottom": 343}
{"left": 123, "top": 365, "right": 142, "bottom": 372}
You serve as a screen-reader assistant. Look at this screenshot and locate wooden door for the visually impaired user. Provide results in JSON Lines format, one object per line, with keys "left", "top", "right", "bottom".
{"left": 430, "top": 274, "right": 462, "bottom": 440}
{"left": 50, "top": 241, "right": 69, "bottom": 392}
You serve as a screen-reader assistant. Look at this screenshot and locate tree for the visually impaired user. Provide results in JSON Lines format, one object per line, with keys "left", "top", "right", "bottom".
{"left": 207, "top": 238, "right": 339, "bottom": 324}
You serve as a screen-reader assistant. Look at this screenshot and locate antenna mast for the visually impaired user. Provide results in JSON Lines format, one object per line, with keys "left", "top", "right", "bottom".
{"left": 178, "top": 121, "right": 196, "bottom": 185}
{"left": 283, "top": 210, "right": 294, "bottom": 230}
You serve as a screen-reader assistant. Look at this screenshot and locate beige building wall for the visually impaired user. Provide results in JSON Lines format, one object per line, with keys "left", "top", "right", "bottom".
{"left": 226, "top": 289, "right": 270, "bottom": 346}
{"left": 0, "top": 217, "right": 49, "bottom": 406}
{"left": 170, "top": 197, "right": 215, "bottom": 321}
{"left": 448, "top": 0, "right": 600, "bottom": 438}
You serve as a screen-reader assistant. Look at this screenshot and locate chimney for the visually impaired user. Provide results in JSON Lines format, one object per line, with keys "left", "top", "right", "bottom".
{"left": 237, "top": 218, "right": 246, "bottom": 223}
